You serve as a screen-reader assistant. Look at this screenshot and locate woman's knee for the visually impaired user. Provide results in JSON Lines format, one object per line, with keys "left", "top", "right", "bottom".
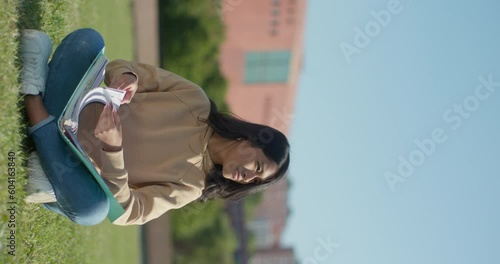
{"left": 66, "top": 28, "right": 104, "bottom": 49}
{"left": 55, "top": 28, "right": 105, "bottom": 62}
{"left": 69, "top": 195, "right": 109, "bottom": 226}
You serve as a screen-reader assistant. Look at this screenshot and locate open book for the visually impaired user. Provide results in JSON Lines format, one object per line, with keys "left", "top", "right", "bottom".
{"left": 57, "top": 48, "right": 126, "bottom": 222}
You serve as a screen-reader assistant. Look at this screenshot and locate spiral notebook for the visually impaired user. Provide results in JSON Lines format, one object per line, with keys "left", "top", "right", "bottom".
{"left": 57, "top": 48, "right": 126, "bottom": 222}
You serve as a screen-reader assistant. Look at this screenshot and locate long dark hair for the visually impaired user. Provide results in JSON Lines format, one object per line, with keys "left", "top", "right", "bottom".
{"left": 198, "top": 99, "right": 290, "bottom": 202}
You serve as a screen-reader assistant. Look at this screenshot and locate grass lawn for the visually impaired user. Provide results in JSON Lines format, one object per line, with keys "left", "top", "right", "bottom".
{"left": 0, "top": 0, "right": 140, "bottom": 263}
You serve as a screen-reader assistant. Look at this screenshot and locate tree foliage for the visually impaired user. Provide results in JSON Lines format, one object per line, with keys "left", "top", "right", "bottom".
{"left": 159, "top": 0, "right": 228, "bottom": 111}
{"left": 170, "top": 200, "right": 238, "bottom": 264}
{"left": 159, "top": 1, "right": 236, "bottom": 263}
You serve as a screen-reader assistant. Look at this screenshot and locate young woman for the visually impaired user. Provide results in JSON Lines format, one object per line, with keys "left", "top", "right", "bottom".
{"left": 21, "top": 28, "right": 290, "bottom": 226}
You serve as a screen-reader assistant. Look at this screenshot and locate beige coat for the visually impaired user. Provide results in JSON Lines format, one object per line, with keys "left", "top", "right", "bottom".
{"left": 77, "top": 60, "right": 214, "bottom": 225}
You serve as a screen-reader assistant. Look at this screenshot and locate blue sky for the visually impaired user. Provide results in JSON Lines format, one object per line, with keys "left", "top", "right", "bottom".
{"left": 283, "top": 0, "right": 500, "bottom": 263}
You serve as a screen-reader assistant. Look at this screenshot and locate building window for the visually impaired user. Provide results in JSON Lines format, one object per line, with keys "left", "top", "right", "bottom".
{"left": 272, "top": 8, "right": 280, "bottom": 16}
{"left": 244, "top": 51, "right": 291, "bottom": 83}
{"left": 272, "top": 0, "right": 280, "bottom": 6}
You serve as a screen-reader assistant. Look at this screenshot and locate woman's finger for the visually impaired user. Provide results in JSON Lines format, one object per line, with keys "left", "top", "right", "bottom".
{"left": 118, "top": 80, "right": 126, "bottom": 89}
{"left": 110, "top": 77, "right": 125, "bottom": 89}
{"left": 102, "top": 103, "right": 113, "bottom": 125}
{"left": 122, "top": 91, "right": 132, "bottom": 104}
{"left": 113, "top": 108, "right": 121, "bottom": 128}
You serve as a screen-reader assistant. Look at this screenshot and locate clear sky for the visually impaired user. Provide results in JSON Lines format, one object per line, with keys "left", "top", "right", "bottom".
{"left": 282, "top": 0, "right": 500, "bottom": 263}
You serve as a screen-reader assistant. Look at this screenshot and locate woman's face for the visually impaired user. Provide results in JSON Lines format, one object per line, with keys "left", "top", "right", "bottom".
{"left": 221, "top": 140, "right": 278, "bottom": 184}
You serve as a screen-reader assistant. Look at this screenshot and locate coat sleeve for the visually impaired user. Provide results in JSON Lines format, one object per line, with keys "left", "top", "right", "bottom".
{"left": 99, "top": 149, "right": 202, "bottom": 226}
{"left": 104, "top": 59, "right": 202, "bottom": 94}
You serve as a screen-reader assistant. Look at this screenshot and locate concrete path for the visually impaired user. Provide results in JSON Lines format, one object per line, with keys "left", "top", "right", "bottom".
{"left": 132, "top": 1, "right": 172, "bottom": 264}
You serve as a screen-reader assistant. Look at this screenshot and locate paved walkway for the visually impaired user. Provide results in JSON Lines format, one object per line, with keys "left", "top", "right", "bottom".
{"left": 132, "top": 1, "right": 172, "bottom": 264}
{"left": 133, "top": 0, "right": 159, "bottom": 66}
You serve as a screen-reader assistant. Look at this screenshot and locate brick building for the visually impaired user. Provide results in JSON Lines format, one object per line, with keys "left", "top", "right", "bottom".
{"left": 219, "top": 0, "right": 307, "bottom": 133}
{"left": 218, "top": 0, "right": 308, "bottom": 262}
{"left": 250, "top": 247, "right": 297, "bottom": 264}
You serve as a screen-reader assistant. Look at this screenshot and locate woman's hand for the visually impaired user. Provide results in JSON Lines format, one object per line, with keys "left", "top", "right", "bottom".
{"left": 108, "top": 72, "right": 138, "bottom": 104}
{"left": 95, "top": 102, "right": 122, "bottom": 152}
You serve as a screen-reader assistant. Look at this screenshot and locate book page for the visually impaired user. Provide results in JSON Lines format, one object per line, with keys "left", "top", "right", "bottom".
{"left": 56, "top": 49, "right": 126, "bottom": 221}
{"left": 79, "top": 87, "right": 126, "bottom": 112}
{"left": 59, "top": 51, "right": 109, "bottom": 132}
{"left": 62, "top": 87, "right": 126, "bottom": 133}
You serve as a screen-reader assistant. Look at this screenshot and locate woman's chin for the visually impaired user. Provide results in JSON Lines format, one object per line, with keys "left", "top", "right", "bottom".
{"left": 221, "top": 172, "right": 232, "bottom": 181}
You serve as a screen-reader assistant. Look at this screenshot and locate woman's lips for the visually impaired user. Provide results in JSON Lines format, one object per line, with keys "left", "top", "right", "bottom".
{"left": 233, "top": 170, "right": 241, "bottom": 181}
